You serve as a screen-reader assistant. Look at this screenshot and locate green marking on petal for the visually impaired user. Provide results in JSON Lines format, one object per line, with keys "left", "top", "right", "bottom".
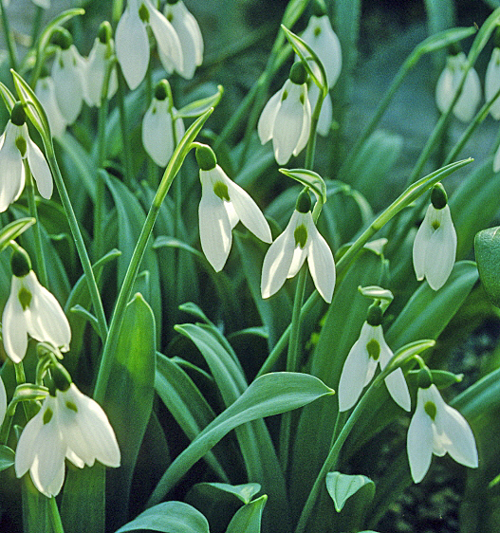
{"left": 43, "top": 407, "right": 53, "bottom": 424}
{"left": 431, "top": 220, "right": 441, "bottom": 230}
{"left": 294, "top": 224, "right": 308, "bottom": 249}
{"left": 15, "top": 136, "right": 27, "bottom": 157}
{"left": 65, "top": 401, "right": 78, "bottom": 413}
{"left": 314, "top": 26, "right": 322, "bottom": 37}
{"left": 366, "top": 338, "right": 380, "bottom": 360}
{"left": 282, "top": 90, "right": 288, "bottom": 102}
{"left": 18, "top": 287, "right": 32, "bottom": 310}
{"left": 213, "top": 181, "right": 230, "bottom": 202}
{"left": 139, "top": 3, "right": 149, "bottom": 23}
{"left": 424, "top": 400, "right": 437, "bottom": 420}
{"left": 300, "top": 93, "right": 305, "bottom": 105}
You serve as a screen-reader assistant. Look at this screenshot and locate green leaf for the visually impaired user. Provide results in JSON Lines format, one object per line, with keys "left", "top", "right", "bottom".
{"left": 279, "top": 168, "right": 327, "bottom": 205}
{"left": 424, "top": 0, "right": 455, "bottom": 36}
{"left": 325, "top": 472, "right": 375, "bottom": 513}
{"left": 225, "top": 495, "right": 268, "bottom": 533}
{"left": 0, "top": 217, "right": 35, "bottom": 251}
{"left": 0, "top": 445, "right": 15, "bottom": 471}
{"left": 177, "top": 85, "right": 224, "bottom": 118}
{"left": 190, "top": 483, "right": 261, "bottom": 506}
{"left": 0, "top": 81, "right": 16, "bottom": 112}
{"left": 148, "top": 372, "right": 333, "bottom": 506}
{"left": 115, "top": 501, "right": 210, "bottom": 533}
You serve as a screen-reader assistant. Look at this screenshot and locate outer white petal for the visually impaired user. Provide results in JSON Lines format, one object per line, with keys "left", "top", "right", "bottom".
{"left": 2, "top": 276, "right": 29, "bottom": 363}
{"left": 164, "top": 1, "right": 203, "bottom": 79}
{"left": 412, "top": 204, "right": 436, "bottom": 282}
{"left": 292, "top": 87, "right": 312, "bottom": 157}
{"left": 454, "top": 66, "right": 481, "bottom": 123}
{"left": 23, "top": 271, "right": 71, "bottom": 351}
{"left": 142, "top": 98, "right": 174, "bottom": 166}
{"left": 309, "top": 83, "right": 332, "bottom": 136}
{"left": 305, "top": 215, "right": 335, "bottom": 302}
{"left": 225, "top": 177, "right": 272, "bottom": 243}
{"left": 485, "top": 48, "right": 500, "bottom": 119}
{"left": 261, "top": 215, "right": 297, "bottom": 298}
{"left": 52, "top": 46, "right": 85, "bottom": 124}
{"left": 35, "top": 77, "right": 67, "bottom": 138}
{"left": 25, "top": 133, "right": 53, "bottom": 199}
{"left": 0, "top": 377, "right": 7, "bottom": 428}
{"left": 407, "top": 388, "right": 434, "bottom": 483}
{"left": 199, "top": 174, "right": 233, "bottom": 271}
{"left": 287, "top": 244, "right": 308, "bottom": 279}
{"left": 272, "top": 82, "right": 308, "bottom": 165}
{"left": 0, "top": 123, "right": 25, "bottom": 212}
{"left": 85, "top": 39, "right": 118, "bottom": 107}
{"left": 494, "top": 143, "right": 500, "bottom": 173}
{"left": 258, "top": 88, "right": 283, "bottom": 145}
{"left": 436, "top": 61, "right": 455, "bottom": 115}
{"left": 15, "top": 404, "right": 46, "bottom": 478}
{"left": 115, "top": 2, "right": 150, "bottom": 90}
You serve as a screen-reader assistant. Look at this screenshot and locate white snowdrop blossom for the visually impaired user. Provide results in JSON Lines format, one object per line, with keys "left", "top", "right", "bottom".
{"left": 0, "top": 376, "right": 6, "bottom": 428}
{"left": 0, "top": 108, "right": 53, "bottom": 212}
{"left": 83, "top": 35, "right": 118, "bottom": 108}
{"left": 258, "top": 63, "right": 311, "bottom": 165}
{"left": 486, "top": 47, "right": 500, "bottom": 120}
{"left": 116, "top": 0, "right": 183, "bottom": 90}
{"left": 413, "top": 187, "right": 457, "bottom": 291}
{"left": 15, "top": 382, "right": 120, "bottom": 497}
{"left": 435, "top": 52, "right": 481, "bottom": 123}
{"left": 2, "top": 259, "right": 71, "bottom": 363}
{"left": 261, "top": 197, "right": 335, "bottom": 303}
{"left": 35, "top": 76, "right": 67, "bottom": 139}
{"left": 162, "top": 0, "right": 203, "bottom": 79}
{"left": 338, "top": 320, "right": 411, "bottom": 412}
{"left": 407, "top": 384, "right": 478, "bottom": 483}
{"left": 197, "top": 147, "right": 272, "bottom": 271}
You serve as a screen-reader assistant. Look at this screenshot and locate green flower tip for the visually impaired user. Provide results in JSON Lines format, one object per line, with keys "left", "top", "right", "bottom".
{"left": 196, "top": 144, "right": 217, "bottom": 171}
{"left": 51, "top": 364, "right": 72, "bottom": 393}
{"left": 10, "top": 102, "right": 26, "bottom": 126}
{"left": 51, "top": 27, "right": 73, "bottom": 50}
{"left": 366, "top": 304, "right": 382, "bottom": 327}
{"left": 312, "top": 0, "right": 327, "bottom": 17}
{"left": 431, "top": 183, "right": 448, "bottom": 210}
{"left": 98, "top": 21, "right": 113, "bottom": 44}
{"left": 289, "top": 62, "right": 308, "bottom": 85}
{"left": 417, "top": 366, "right": 433, "bottom": 390}
{"left": 154, "top": 80, "right": 169, "bottom": 101}
{"left": 295, "top": 189, "right": 312, "bottom": 213}
{"left": 11, "top": 247, "right": 32, "bottom": 278}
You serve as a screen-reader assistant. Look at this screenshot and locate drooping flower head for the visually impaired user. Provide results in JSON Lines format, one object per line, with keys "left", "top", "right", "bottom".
{"left": 261, "top": 189, "right": 335, "bottom": 302}
{"left": 116, "top": 0, "right": 183, "bottom": 90}
{"left": 142, "top": 79, "right": 184, "bottom": 166}
{"left": 407, "top": 369, "right": 478, "bottom": 483}
{"left": 162, "top": 0, "right": 203, "bottom": 79}
{"left": 196, "top": 144, "right": 272, "bottom": 272}
{"left": 2, "top": 246, "right": 71, "bottom": 363}
{"left": 435, "top": 46, "right": 481, "bottom": 123}
{"left": 35, "top": 74, "right": 67, "bottom": 139}
{"left": 15, "top": 365, "right": 120, "bottom": 497}
{"left": 0, "top": 102, "right": 53, "bottom": 211}
{"left": 413, "top": 183, "right": 457, "bottom": 291}
{"left": 258, "top": 62, "right": 311, "bottom": 165}
{"left": 338, "top": 303, "right": 411, "bottom": 412}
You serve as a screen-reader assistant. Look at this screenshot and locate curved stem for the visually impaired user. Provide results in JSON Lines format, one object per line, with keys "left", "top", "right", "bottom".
{"left": 0, "top": 0, "right": 18, "bottom": 71}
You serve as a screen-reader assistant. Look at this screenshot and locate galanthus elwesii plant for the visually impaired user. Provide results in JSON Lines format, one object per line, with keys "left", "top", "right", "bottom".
{"left": 2, "top": 1, "right": 500, "bottom": 532}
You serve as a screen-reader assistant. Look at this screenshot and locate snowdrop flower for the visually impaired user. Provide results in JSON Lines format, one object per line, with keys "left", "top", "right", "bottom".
{"left": 261, "top": 190, "right": 335, "bottom": 302}
{"left": 116, "top": 0, "right": 183, "bottom": 90}
{"left": 2, "top": 247, "right": 71, "bottom": 363}
{"left": 0, "top": 103, "right": 53, "bottom": 212}
{"left": 413, "top": 184, "right": 457, "bottom": 291}
{"left": 338, "top": 305, "right": 411, "bottom": 412}
{"left": 15, "top": 370, "right": 120, "bottom": 497}
{"left": 486, "top": 47, "right": 500, "bottom": 120}
{"left": 142, "top": 80, "right": 184, "bottom": 166}
{"left": 435, "top": 50, "right": 481, "bottom": 123}
{"left": 3, "top": 0, "right": 50, "bottom": 6}
{"left": 83, "top": 22, "right": 118, "bottom": 108}
{"left": 407, "top": 382, "right": 478, "bottom": 483}
{"left": 162, "top": 0, "right": 203, "bottom": 79}
{"left": 35, "top": 74, "right": 67, "bottom": 139}
{"left": 0, "top": 377, "right": 6, "bottom": 427}
{"left": 258, "top": 62, "right": 311, "bottom": 165}
{"left": 51, "top": 29, "right": 86, "bottom": 124}
{"left": 196, "top": 144, "right": 272, "bottom": 272}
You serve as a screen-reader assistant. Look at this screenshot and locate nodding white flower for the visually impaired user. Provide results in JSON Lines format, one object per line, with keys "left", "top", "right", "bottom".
{"left": 2, "top": 248, "right": 70, "bottom": 363}
{"left": 338, "top": 314, "right": 411, "bottom": 412}
{"left": 261, "top": 191, "right": 335, "bottom": 303}
{"left": 35, "top": 75, "right": 67, "bottom": 139}
{"left": 15, "top": 380, "right": 120, "bottom": 497}
{"left": 196, "top": 145, "right": 272, "bottom": 272}
{"left": 142, "top": 81, "right": 184, "bottom": 166}
{"left": 0, "top": 377, "right": 6, "bottom": 428}
{"left": 407, "top": 383, "right": 478, "bottom": 483}
{"left": 0, "top": 104, "right": 53, "bottom": 212}
{"left": 162, "top": 0, "right": 203, "bottom": 79}
{"left": 116, "top": 0, "right": 183, "bottom": 90}
{"left": 435, "top": 51, "right": 481, "bottom": 123}
{"left": 413, "top": 184, "right": 457, "bottom": 291}
{"left": 486, "top": 47, "right": 500, "bottom": 120}
{"left": 258, "top": 62, "right": 311, "bottom": 165}
{"left": 83, "top": 24, "right": 118, "bottom": 108}
{"left": 300, "top": 11, "right": 342, "bottom": 89}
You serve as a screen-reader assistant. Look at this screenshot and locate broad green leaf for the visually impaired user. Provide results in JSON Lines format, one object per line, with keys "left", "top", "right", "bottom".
{"left": 0, "top": 445, "right": 15, "bottom": 471}
{"left": 225, "top": 495, "right": 267, "bottom": 533}
{"left": 115, "top": 501, "right": 209, "bottom": 533}
{"left": 279, "top": 168, "right": 327, "bottom": 205}
{"left": 23, "top": 478, "right": 65, "bottom": 533}
{"left": 148, "top": 372, "right": 334, "bottom": 506}
{"left": 326, "top": 472, "right": 375, "bottom": 513}
{"left": 177, "top": 85, "right": 224, "bottom": 118}
{"left": 0, "top": 217, "right": 35, "bottom": 251}
{"left": 424, "top": 0, "right": 455, "bottom": 36}
{"left": 189, "top": 483, "right": 261, "bottom": 506}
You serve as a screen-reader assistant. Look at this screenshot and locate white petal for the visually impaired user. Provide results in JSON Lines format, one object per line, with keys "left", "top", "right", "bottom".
{"left": 305, "top": 216, "right": 335, "bottom": 302}
{"left": 412, "top": 204, "right": 435, "bottom": 282}
{"left": 384, "top": 368, "right": 411, "bottom": 412}
{"left": 494, "top": 144, "right": 500, "bottom": 173}
{"left": 0, "top": 377, "right": 6, "bottom": 427}
{"left": 85, "top": 39, "right": 117, "bottom": 107}
{"left": 25, "top": 134, "right": 53, "bottom": 199}
{"left": 15, "top": 405, "right": 45, "bottom": 479}
{"left": 309, "top": 83, "right": 332, "bottom": 136}
{"left": 292, "top": 87, "right": 311, "bottom": 157}
{"left": 287, "top": 245, "right": 308, "bottom": 279}
{"left": 407, "top": 389, "right": 434, "bottom": 483}
{"left": 142, "top": 98, "right": 174, "bottom": 166}
{"left": 52, "top": 47, "right": 85, "bottom": 124}
{"left": 115, "top": 2, "right": 150, "bottom": 90}
{"left": 0, "top": 123, "right": 25, "bottom": 212}
{"left": 35, "top": 77, "right": 67, "bottom": 138}
{"left": 258, "top": 88, "right": 283, "bottom": 145}
{"left": 32, "top": 0, "right": 50, "bottom": 7}
{"left": 2, "top": 276, "right": 29, "bottom": 363}
{"left": 485, "top": 48, "right": 500, "bottom": 119}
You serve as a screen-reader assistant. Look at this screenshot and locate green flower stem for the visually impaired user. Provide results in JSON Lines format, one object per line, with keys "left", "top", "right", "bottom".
{"left": 112, "top": 0, "right": 123, "bottom": 25}
{"left": 116, "top": 65, "right": 134, "bottom": 188}
{"left": 93, "top": 109, "right": 213, "bottom": 403}
{"left": 48, "top": 497, "right": 65, "bottom": 533}
{"left": 30, "top": 5, "right": 44, "bottom": 47}
{"left": 0, "top": 0, "right": 18, "bottom": 71}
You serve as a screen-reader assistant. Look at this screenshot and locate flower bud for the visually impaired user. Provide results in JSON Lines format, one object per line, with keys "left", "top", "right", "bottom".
{"left": 196, "top": 144, "right": 217, "bottom": 171}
